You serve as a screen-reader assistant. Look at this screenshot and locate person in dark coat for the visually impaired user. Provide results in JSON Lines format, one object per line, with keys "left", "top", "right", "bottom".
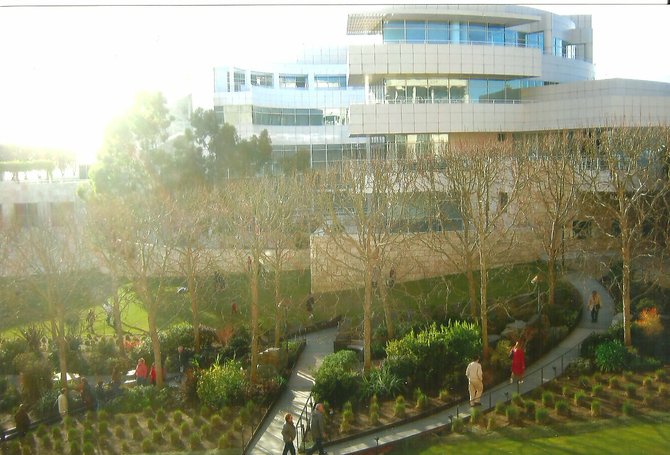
{"left": 281, "top": 413, "right": 297, "bottom": 455}
{"left": 14, "top": 404, "right": 30, "bottom": 438}
{"left": 306, "top": 403, "right": 327, "bottom": 455}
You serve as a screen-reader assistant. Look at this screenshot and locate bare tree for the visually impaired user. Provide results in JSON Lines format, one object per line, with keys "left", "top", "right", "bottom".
{"left": 526, "top": 132, "right": 581, "bottom": 307}
{"left": 578, "top": 126, "right": 670, "bottom": 346}
{"left": 313, "top": 160, "right": 419, "bottom": 371}
{"left": 10, "top": 222, "right": 91, "bottom": 388}
{"left": 429, "top": 140, "right": 527, "bottom": 357}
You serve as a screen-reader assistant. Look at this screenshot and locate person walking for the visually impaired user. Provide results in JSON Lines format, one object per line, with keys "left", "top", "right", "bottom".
{"left": 281, "top": 413, "right": 297, "bottom": 455}
{"left": 588, "top": 290, "right": 602, "bottom": 323}
{"left": 14, "top": 404, "right": 30, "bottom": 438}
{"left": 306, "top": 403, "right": 327, "bottom": 455}
{"left": 509, "top": 341, "right": 526, "bottom": 384}
{"left": 135, "top": 358, "right": 148, "bottom": 386}
{"left": 465, "top": 355, "right": 483, "bottom": 406}
{"left": 57, "top": 388, "right": 68, "bottom": 419}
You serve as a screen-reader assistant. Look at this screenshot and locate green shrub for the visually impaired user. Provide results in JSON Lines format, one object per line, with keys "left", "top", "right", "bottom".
{"left": 591, "top": 399, "right": 602, "bottom": 417}
{"left": 506, "top": 405, "right": 521, "bottom": 424}
{"left": 169, "top": 430, "right": 181, "bottom": 447}
{"left": 593, "top": 372, "right": 603, "bottom": 383}
{"left": 595, "top": 340, "right": 629, "bottom": 373}
{"left": 643, "top": 377, "right": 654, "bottom": 390}
{"left": 147, "top": 418, "right": 156, "bottom": 430}
{"left": 69, "top": 440, "right": 82, "bottom": 455}
{"left": 40, "top": 435, "right": 52, "bottom": 450}
{"left": 655, "top": 369, "right": 667, "bottom": 382}
{"left": 623, "top": 371, "right": 634, "bottom": 381}
{"left": 172, "top": 410, "right": 184, "bottom": 424}
{"left": 625, "top": 383, "right": 637, "bottom": 398}
{"left": 361, "top": 364, "right": 403, "bottom": 400}
{"left": 143, "top": 406, "right": 154, "bottom": 418}
{"left": 658, "top": 385, "right": 669, "bottom": 398}
{"left": 97, "top": 409, "right": 109, "bottom": 421}
{"left": 386, "top": 321, "right": 481, "bottom": 392}
{"left": 416, "top": 392, "right": 428, "bottom": 411}
{"left": 106, "top": 384, "right": 178, "bottom": 414}
{"left": 578, "top": 375, "right": 591, "bottom": 389}
{"left": 156, "top": 408, "right": 167, "bottom": 423}
{"left": 512, "top": 393, "right": 524, "bottom": 407}
{"left": 394, "top": 395, "right": 406, "bottom": 418}
{"left": 561, "top": 385, "right": 570, "bottom": 397}
{"left": 535, "top": 408, "right": 549, "bottom": 425}
{"left": 63, "top": 415, "right": 75, "bottom": 428}
{"left": 592, "top": 384, "right": 604, "bottom": 397}
{"left": 438, "top": 389, "right": 449, "bottom": 401}
{"left": 51, "top": 427, "right": 62, "bottom": 440}
{"left": 555, "top": 399, "right": 570, "bottom": 416}
{"left": 14, "top": 353, "right": 52, "bottom": 405}
{"left": 132, "top": 428, "right": 143, "bottom": 441}
{"left": 152, "top": 429, "right": 163, "bottom": 444}
{"left": 524, "top": 399, "right": 536, "bottom": 418}
{"left": 622, "top": 400, "right": 634, "bottom": 416}
{"left": 312, "top": 350, "right": 361, "bottom": 406}
{"left": 218, "top": 432, "right": 233, "bottom": 450}
{"left": 541, "top": 391, "right": 555, "bottom": 408}
{"left": 339, "top": 418, "right": 351, "bottom": 433}
{"left": 189, "top": 431, "right": 201, "bottom": 450}
{"left": 129, "top": 415, "right": 139, "bottom": 426}
{"left": 210, "top": 414, "right": 224, "bottom": 429}
{"left": 121, "top": 442, "right": 130, "bottom": 453}
{"left": 114, "top": 425, "right": 124, "bottom": 438}
{"left": 486, "top": 415, "right": 496, "bottom": 430}
{"left": 180, "top": 421, "right": 190, "bottom": 437}
{"left": 82, "top": 442, "right": 95, "bottom": 455}
{"left": 197, "top": 359, "right": 248, "bottom": 408}
{"left": 609, "top": 376, "right": 620, "bottom": 389}
{"left": 470, "top": 407, "right": 482, "bottom": 425}
{"left": 67, "top": 428, "right": 79, "bottom": 442}
{"left": 451, "top": 417, "right": 464, "bottom": 433}
{"left": 574, "top": 391, "right": 587, "bottom": 407}
{"left": 141, "top": 439, "right": 153, "bottom": 453}
{"left": 369, "top": 408, "right": 380, "bottom": 425}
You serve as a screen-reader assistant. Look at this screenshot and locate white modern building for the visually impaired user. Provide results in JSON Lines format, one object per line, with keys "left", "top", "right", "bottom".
{"left": 212, "top": 4, "right": 670, "bottom": 167}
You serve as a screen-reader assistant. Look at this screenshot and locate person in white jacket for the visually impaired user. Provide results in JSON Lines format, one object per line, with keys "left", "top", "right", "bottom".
{"left": 465, "top": 355, "right": 483, "bottom": 406}
{"left": 57, "top": 388, "right": 68, "bottom": 419}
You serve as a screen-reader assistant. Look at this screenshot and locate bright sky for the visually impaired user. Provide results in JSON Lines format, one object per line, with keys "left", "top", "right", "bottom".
{"left": 0, "top": 1, "right": 668, "bottom": 163}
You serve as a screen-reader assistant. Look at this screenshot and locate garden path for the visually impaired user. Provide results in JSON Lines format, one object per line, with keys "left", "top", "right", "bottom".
{"left": 247, "top": 273, "right": 613, "bottom": 454}
{"left": 246, "top": 326, "right": 338, "bottom": 454}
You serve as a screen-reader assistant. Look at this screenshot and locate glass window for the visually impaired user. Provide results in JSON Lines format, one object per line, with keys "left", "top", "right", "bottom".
{"left": 14, "top": 203, "right": 39, "bottom": 228}
{"left": 426, "top": 21, "right": 448, "bottom": 43}
{"left": 315, "top": 75, "right": 346, "bottom": 88}
{"left": 450, "top": 22, "right": 461, "bottom": 43}
{"left": 406, "top": 21, "right": 426, "bottom": 43}
{"left": 505, "top": 30, "right": 519, "bottom": 46}
{"left": 327, "top": 144, "right": 343, "bottom": 161}
{"left": 553, "top": 38, "right": 563, "bottom": 57}
{"left": 383, "top": 20, "right": 404, "bottom": 42}
{"left": 233, "top": 70, "right": 246, "bottom": 92}
{"left": 386, "top": 79, "right": 407, "bottom": 103}
{"left": 429, "top": 78, "right": 449, "bottom": 102}
{"left": 214, "top": 105, "right": 225, "bottom": 123}
{"left": 279, "top": 74, "right": 308, "bottom": 89}
{"left": 214, "top": 68, "right": 227, "bottom": 93}
{"left": 489, "top": 25, "right": 505, "bottom": 45}
{"left": 449, "top": 79, "right": 467, "bottom": 101}
{"left": 469, "top": 24, "right": 486, "bottom": 44}
{"left": 281, "top": 108, "right": 296, "bottom": 126}
{"left": 468, "top": 79, "right": 487, "bottom": 103}
{"left": 526, "top": 32, "right": 544, "bottom": 50}
{"left": 488, "top": 80, "right": 505, "bottom": 101}
{"left": 251, "top": 71, "right": 273, "bottom": 87}
{"left": 295, "top": 108, "right": 310, "bottom": 126}
{"left": 312, "top": 145, "right": 327, "bottom": 162}
{"left": 310, "top": 109, "right": 324, "bottom": 126}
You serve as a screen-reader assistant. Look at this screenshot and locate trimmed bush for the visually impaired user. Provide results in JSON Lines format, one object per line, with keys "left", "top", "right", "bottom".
{"left": 416, "top": 392, "right": 428, "bottom": 411}
{"left": 82, "top": 442, "right": 95, "bottom": 455}
{"left": 210, "top": 414, "right": 224, "bottom": 429}
{"left": 438, "top": 389, "right": 449, "bottom": 401}
{"left": 535, "top": 408, "right": 549, "bottom": 425}
{"left": 394, "top": 395, "right": 406, "bottom": 418}
{"left": 470, "top": 407, "right": 482, "bottom": 425}
{"left": 218, "top": 432, "right": 233, "bottom": 450}
{"left": 592, "top": 384, "right": 604, "bottom": 397}
{"left": 312, "top": 350, "right": 361, "bottom": 406}
{"left": 643, "top": 377, "right": 654, "bottom": 390}
{"left": 114, "top": 425, "right": 124, "bottom": 438}
{"left": 156, "top": 408, "right": 167, "bottom": 423}
{"left": 574, "top": 391, "right": 587, "bottom": 407}
{"left": 51, "top": 427, "right": 62, "bottom": 440}
{"left": 595, "top": 340, "right": 628, "bottom": 372}
{"left": 361, "top": 364, "right": 403, "bottom": 400}
{"left": 561, "top": 385, "right": 570, "bottom": 397}
{"left": 147, "top": 418, "right": 156, "bottom": 430}
{"left": 511, "top": 393, "right": 524, "bottom": 407}
{"left": 180, "top": 422, "right": 190, "bottom": 438}
{"left": 152, "top": 429, "right": 163, "bottom": 444}
{"left": 658, "top": 385, "right": 669, "bottom": 398}
{"left": 369, "top": 409, "right": 380, "bottom": 426}
{"left": 622, "top": 400, "right": 634, "bottom": 416}
{"left": 541, "top": 391, "right": 555, "bottom": 408}
{"left": 555, "top": 399, "right": 570, "bottom": 416}
{"left": 69, "top": 440, "right": 82, "bottom": 455}
{"left": 593, "top": 372, "right": 603, "bottom": 383}
{"left": 609, "top": 376, "right": 620, "bottom": 389}
{"left": 524, "top": 399, "right": 536, "bottom": 418}
{"left": 451, "top": 417, "right": 464, "bottom": 433}
{"left": 506, "top": 405, "right": 521, "bottom": 425}
{"left": 578, "top": 375, "right": 591, "bottom": 389}
{"left": 141, "top": 439, "right": 153, "bottom": 453}
{"left": 591, "top": 399, "right": 602, "bottom": 417}
{"left": 189, "top": 431, "right": 201, "bottom": 450}
{"left": 625, "top": 383, "right": 637, "bottom": 398}
{"left": 655, "top": 369, "right": 667, "bottom": 382}
{"left": 67, "top": 428, "right": 79, "bottom": 442}
{"left": 623, "top": 371, "right": 634, "bottom": 382}
{"left": 129, "top": 415, "right": 139, "bottom": 426}
{"left": 486, "top": 415, "right": 496, "bottom": 430}
{"left": 495, "top": 401, "right": 506, "bottom": 415}
{"left": 172, "top": 410, "right": 184, "bottom": 424}
{"left": 132, "top": 428, "right": 143, "bottom": 441}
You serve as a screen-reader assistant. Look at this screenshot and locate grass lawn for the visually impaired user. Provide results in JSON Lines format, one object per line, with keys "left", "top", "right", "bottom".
{"left": 395, "top": 413, "right": 670, "bottom": 454}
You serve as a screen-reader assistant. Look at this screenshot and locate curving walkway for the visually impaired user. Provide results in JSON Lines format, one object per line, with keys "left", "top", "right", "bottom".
{"left": 247, "top": 273, "right": 613, "bottom": 454}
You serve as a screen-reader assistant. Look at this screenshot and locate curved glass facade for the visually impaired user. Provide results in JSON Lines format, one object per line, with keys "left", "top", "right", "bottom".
{"left": 382, "top": 20, "right": 544, "bottom": 50}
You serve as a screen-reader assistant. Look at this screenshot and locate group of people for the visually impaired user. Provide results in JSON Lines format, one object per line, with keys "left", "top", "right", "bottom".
{"left": 134, "top": 345, "right": 192, "bottom": 386}
{"left": 465, "top": 340, "right": 526, "bottom": 407}
{"left": 281, "top": 402, "right": 327, "bottom": 455}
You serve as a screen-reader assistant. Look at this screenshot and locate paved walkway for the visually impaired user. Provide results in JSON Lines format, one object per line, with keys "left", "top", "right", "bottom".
{"left": 248, "top": 273, "right": 614, "bottom": 454}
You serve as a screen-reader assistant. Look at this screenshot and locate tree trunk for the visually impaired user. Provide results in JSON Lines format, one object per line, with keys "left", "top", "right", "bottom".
{"left": 379, "top": 280, "right": 395, "bottom": 339}
{"left": 466, "top": 258, "right": 478, "bottom": 320}
{"left": 274, "top": 270, "right": 282, "bottom": 348}
{"left": 188, "top": 271, "right": 200, "bottom": 353}
{"left": 250, "top": 259, "right": 260, "bottom": 383}
{"left": 479, "top": 255, "right": 489, "bottom": 359}
{"left": 112, "top": 283, "right": 126, "bottom": 359}
{"left": 148, "top": 306, "right": 163, "bottom": 387}
{"left": 547, "top": 256, "right": 556, "bottom": 307}
{"left": 622, "top": 234, "right": 632, "bottom": 346}
{"left": 55, "top": 315, "right": 68, "bottom": 388}
{"left": 363, "top": 271, "right": 373, "bottom": 373}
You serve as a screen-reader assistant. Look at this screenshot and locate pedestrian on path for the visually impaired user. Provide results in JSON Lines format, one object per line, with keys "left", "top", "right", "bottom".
{"left": 14, "top": 404, "right": 30, "bottom": 438}
{"left": 465, "top": 355, "right": 483, "bottom": 406}
{"left": 306, "top": 403, "right": 327, "bottom": 455}
{"left": 57, "top": 388, "right": 68, "bottom": 419}
{"left": 509, "top": 341, "right": 526, "bottom": 384}
{"left": 135, "top": 358, "right": 148, "bottom": 386}
{"left": 588, "top": 290, "right": 602, "bottom": 323}
{"left": 281, "top": 413, "right": 297, "bottom": 455}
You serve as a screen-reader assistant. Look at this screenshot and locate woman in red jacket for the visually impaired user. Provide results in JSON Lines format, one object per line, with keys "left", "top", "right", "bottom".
{"left": 509, "top": 341, "right": 526, "bottom": 384}
{"left": 135, "top": 358, "right": 148, "bottom": 386}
